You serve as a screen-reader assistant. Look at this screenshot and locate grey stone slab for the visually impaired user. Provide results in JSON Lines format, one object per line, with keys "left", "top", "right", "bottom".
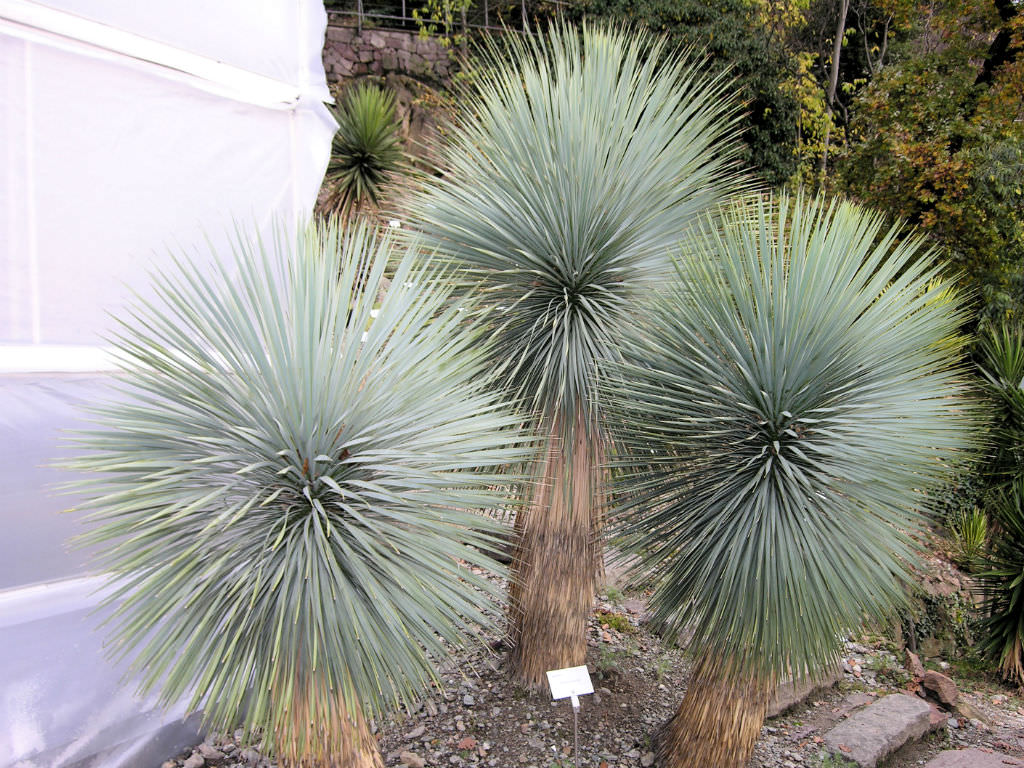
{"left": 924, "top": 749, "right": 1024, "bottom": 768}
{"left": 823, "top": 693, "right": 932, "bottom": 768}
{"left": 767, "top": 667, "right": 841, "bottom": 718}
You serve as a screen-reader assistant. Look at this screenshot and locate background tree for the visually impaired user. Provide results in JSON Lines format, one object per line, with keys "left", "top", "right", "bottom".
{"left": 69, "top": 221, "right": 528, "bottom": 767}
{"left": 604, "top": 193, "right": 979, "bottom": 768}
{"left": 572, "top": 0, "right": 802, "bottom": 186}
{"left": 838, "top": 0, "right": 1024, "bottom": 325}
{"left": 409, "top": 23, "right": 746, "bottom": 688}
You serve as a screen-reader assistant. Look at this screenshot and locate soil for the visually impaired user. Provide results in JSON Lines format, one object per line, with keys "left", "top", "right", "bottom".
{"left": 163, "top": 563, "right": 1024, "bottom": 768}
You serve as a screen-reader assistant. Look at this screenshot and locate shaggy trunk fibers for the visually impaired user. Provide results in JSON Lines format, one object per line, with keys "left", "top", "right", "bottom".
{"left": 278, "top": 688, "right": 383, "bottom": 768}
{"left": 658, "top": 660, "right": 771, "bottom": 768}
{"left": 508, "top": 415, "right": 603, "bottom": 689}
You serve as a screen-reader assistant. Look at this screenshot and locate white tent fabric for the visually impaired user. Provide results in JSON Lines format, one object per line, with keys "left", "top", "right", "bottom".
{"left": 0, "top": 2, "right": 335, "bottom": 765}
{"left": 1, "top": 0, "right": 335, "bottom": 350}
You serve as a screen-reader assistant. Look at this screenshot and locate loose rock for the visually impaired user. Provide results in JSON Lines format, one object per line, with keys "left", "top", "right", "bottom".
{"left": 905, "top": 650, "right": 926, "bottom": 679}
{"left": 400, "top": 750, "right": 427, "bottom": 768}
{"left": 923, "top": 748, "right": 1024, "bottom": 767}
{"left": 923, "top": 670, "right": 959, "bottom": 707}
{"left": 823, "top": 693, "right": 932, "bottom": 768}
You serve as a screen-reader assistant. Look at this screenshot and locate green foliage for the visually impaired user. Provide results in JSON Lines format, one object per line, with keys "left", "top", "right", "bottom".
{"left": 949, "top": 507, "right": 989, "bottom": 570}
{"left": 976, "top": 479, "right": 1024, "bottom": 685}
{"left": 905, "top": 589, "right": 977, "bottom": 658}
{"left": 837, "top": 0, "right": 1024, "bottom": 325}
{"left": 603, "top": 585, "right": 624, "bottom": 604}
{"left": 68, "top": 220, "right": 528, "bottom": 762}
{"left": 932, "top": 471, "right": 987, "bottom": 531}
{"left": 978, "top": 320, "right": 1024, "bottom": 480}
{"left": 597, "top": 610, "right": 635, "bottom": 634}
{"left": 412, "top": 0, "right": 471, "bottom": 46}
{"left": 654, "top": 653, "right": 673, "bottom": 681}
{"left": 410, "top": 22, "right": 746, "bottom": 430}
{"left": 814, "top": 751, "right": 858, "bottom": 768}
{"left": 605, "top": 192, "right": 979, "bottom": 683}
{"left": 325, "top": 83, "right": 404, "bottom": 218}
{"left": 594, "top": 637, "right": 640, "bottom": 679}
{"left": 573, "top": 0, "right": 801, "bottom": 186}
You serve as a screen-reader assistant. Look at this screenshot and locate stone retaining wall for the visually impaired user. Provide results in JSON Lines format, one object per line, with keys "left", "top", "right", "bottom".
{"left": 323, "top": 25, "right": 454, "bottom": 82}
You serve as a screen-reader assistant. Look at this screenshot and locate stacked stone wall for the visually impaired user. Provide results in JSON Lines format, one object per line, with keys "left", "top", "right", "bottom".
{"left": 323, "top": 25, "right": 454, "bottom": 82}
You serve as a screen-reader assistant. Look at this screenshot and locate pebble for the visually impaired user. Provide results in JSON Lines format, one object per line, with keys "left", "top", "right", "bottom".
{"left": 153, "top": 573, "right": 1022, "bottom": 768}
{"left": 197, "top": 743, "right": 224, "bottom": 761}
{"left": 181, "top": 754, "right": 204, "bottom": 768}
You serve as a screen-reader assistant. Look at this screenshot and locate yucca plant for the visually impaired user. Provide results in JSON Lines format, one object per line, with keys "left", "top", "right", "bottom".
{"left": 408, "top": 23, "right": 746, "bottom": 688}
{"left": 977, "top": 479, "right": 1024, "bottom": 686}
{"left": 974, "top": 321, "right": 1024, "bottom": 685}
{"left": 67, "top": 221, "right": 528, "bottom": 767}
{"left": 977, "top": 320, "right": 1024, "bottom": 481}
{"left": 948, "top": 507, "right": 988, "bottom": 570}
{"left": 603, "top": 193, "right": 979, "bottom": 768}
{"left": 324, "top": 82, "right": 404, "bottom": 218}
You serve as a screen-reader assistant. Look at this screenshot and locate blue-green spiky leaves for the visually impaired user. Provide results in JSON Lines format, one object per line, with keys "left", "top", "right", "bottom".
{"left": 410, "top": 24, "right": 746, "bottom": 430}
{"left": 605, "top": 193, "right": 980, "bottom": 682}
{"left": 68, "top": 220, "right": 529, "bottom": 759}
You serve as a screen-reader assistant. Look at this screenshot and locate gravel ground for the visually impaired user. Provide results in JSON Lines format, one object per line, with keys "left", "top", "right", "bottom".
{"left": 163, "top": 570, "right": 1024, "bottom": 768}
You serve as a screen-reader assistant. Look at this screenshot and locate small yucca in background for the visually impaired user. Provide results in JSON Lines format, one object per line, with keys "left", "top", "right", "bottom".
{"left": 977, "top": 480, "right": 1024, "bottom": 685}
{"left": 68, "top": 220, "right": 528, "bottom": 767}
{"left": 948, "top": 507, "right": 988, "bottom": 569}
{"left": 975, "top": 320, "right": 1024, "bottom": 685}
{"left": 324, "top": 83, "right": 404, "bottom": 218}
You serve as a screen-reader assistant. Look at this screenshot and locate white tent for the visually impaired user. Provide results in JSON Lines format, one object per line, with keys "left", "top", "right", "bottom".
{"left": 0, "top": 2, "right": 335, "bottom": 765}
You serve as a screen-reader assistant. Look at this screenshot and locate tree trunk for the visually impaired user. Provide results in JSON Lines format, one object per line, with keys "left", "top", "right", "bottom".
{"left": 820, "top": 0, "right": 850, "bottom": 178}
{"left": 658, "top": 659, "right": 771, "bottom": 768}
{"left": 508, "top": 413, "right": 602, "bottom": 689}
{"left": 278, "top": 689, "right": 384, "bottom": 768}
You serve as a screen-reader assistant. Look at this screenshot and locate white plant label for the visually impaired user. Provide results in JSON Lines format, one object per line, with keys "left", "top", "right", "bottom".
{"left": 546, "top": 665, "right": 594, "bottom": 701}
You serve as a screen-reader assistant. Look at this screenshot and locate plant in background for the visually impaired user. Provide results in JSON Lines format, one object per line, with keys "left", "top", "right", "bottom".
{"left": 977, "top": 320, "right": 1024, "bottom": 482}
{"left": 604, "top": 193, "right": 978, "bottom": 768}
{"left": 974, "top": 320, "right": 1024, "bottom": 686}
{"left": 409, "top": 22, "right": 746, "bottom": 689}
{"left": 948, "top": 507, "right": 988, "bottom": 570}
{"left": 324, "top": 83, "right": 404, "bottom": 219}
{"left": 68, "top": 221, "right": 528, "bottom": 767}
{"left": 976, "top": 479, "right": 1024, "bottom": 686}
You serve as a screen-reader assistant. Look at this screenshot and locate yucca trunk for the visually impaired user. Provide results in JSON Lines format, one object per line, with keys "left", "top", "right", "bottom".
{"left": 278, "top": 687, "right": 383, "bottom": 768}
{"left": 508, "top": 413, "right": 604, "bottom": 688}
{"left": 658, "top": 659, "right": 771, "bottom": 768}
